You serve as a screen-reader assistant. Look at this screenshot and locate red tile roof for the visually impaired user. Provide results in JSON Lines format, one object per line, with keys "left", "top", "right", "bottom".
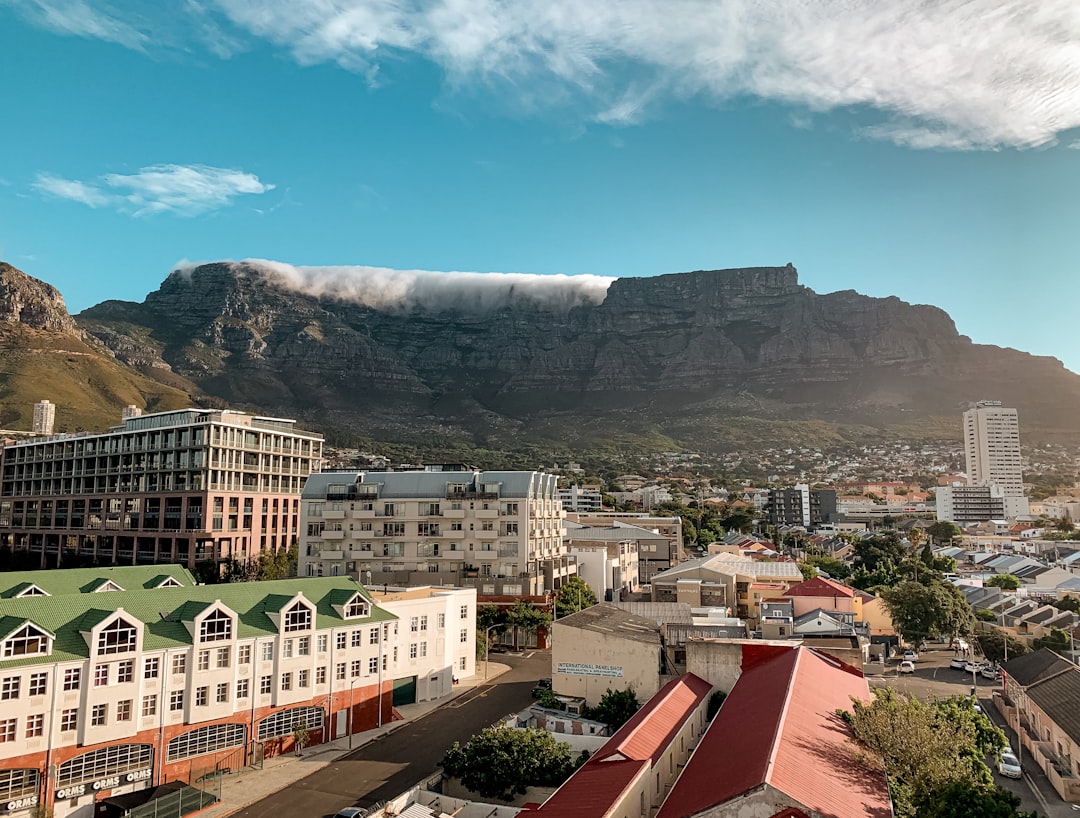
{"left": 656, "top": 648, "right": 891, "bottom": 818}
{"left": 784, "top": 576, "right": 857, "bottom": 599}
{"left": 532, "top": 673, "right": 713, "bottom": 817}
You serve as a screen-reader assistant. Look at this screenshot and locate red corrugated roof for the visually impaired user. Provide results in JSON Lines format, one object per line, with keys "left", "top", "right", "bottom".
{"left": 657, "top": 648, "right": 891, "bottom": 818}
{"left": 533, "top": 673, "right": 713, "bottom": 817}
{"left": 784, "top": 576, "right": 857, "bottom": 599}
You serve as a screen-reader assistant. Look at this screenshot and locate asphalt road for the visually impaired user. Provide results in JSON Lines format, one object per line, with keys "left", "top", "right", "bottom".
{"left": 233, "top": 650, "right": 550, "bottom": 818}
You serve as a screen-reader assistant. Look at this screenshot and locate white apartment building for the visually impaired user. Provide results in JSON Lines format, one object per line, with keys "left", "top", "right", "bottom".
{"left": 0, "top": 408, "right": 323, "bottom": 568}
{"left": 0, "top": 567, "right": 475, "bottom": 818}
{"left": 564, "top": 521, "right": 640, "bottom": 602}
{"left": 557, "top": 485, "right": 603, "bottom": 513}
{"left": 298, "top": 469, "right": 571, "bottom": 598}
{"left": 964, "top": 401, "right": 1025, "bottom": 497}
{"left": 32, "top": 401, "right": 55, "bottom": 436}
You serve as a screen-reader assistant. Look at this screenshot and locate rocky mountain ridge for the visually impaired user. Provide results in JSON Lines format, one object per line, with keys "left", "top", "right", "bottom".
{"left": 66, "top": 260, "right": 1080, "bottom": 448}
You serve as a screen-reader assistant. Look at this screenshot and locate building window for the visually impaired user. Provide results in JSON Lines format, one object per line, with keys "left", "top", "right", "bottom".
{"left": 216, "top": 683, "right": 229, "bottom": 703}
{"left": 195, "top": 687, "right": 208, "bottom": 707}
{"left": 217, "top": 647, "right": 231, "bottom": 668}
{"left": 236, "top": 679, "right": 249, "bottom": 699}
{"left": 257, "top": 706, "right": 324, "bottom": 741}
{"left": 280, "top": 673, "right": 292, "bottom": 691}
{"left": 261, "top": 643, "right": 274, "bottom": 662}
{"left": 369, "top": 628, "right": 379, "bottom": 645}
{"left": 25, "top": 713, "right": 44, "bottom": 738}
{"left": 420, "top": 643, "right": 427, "bottom": 657}
{"left": 94, "top": 665, "right": 109, "bottom": 687}
{"left": 410, "top": 644, "right": 417, "bottom": 659}
{"left": 283, "top": 602, "right": 312, "bottom": 632}
{"left": 61, "top": 709, "right": 77, "bottom": 732}
{"left": 298, "top": 669, "right": 309, "bottom": 688}
{"left": 141, "top": 695, "right": 157, "bottom": 718}
{"left": 298, "top": 637, "right": 310, "bottom": 657}
{"left": 460, "top": 629, "right": 468, "bottom": 644}
{"left": 459, "top": 657, "right": 467, "bottom": 671}
{"left": 351, "top": 660, "right": 362, "bottom": 678}
{"left": 199, "top": 609, "right": 232, "bottom": 642}
{"left": 0, "top": 768, "right": 39, "bottom": 802}
{"left": 2, "top": 624, "right": 50, "bottom": 658}
{"left": 239, "top": 644, "right": 252, "bottom": 664}
{"left": 63, "top": 668, "right": 80, "bottom": 691}
{"left": 170, "top": 691, "right": 184, "bottom": 711}
{"left": 351, "top": 630, "right": 362, "bottom": 648}
{"left": 336, "top": 663, "right": 346, "bottom": 681}
{"left": 345, "top": 597, "right": 369, "bottom": 618}
{"left": 420, "top": 616, "right": 428, "bottom": 632}
{"left": 0, "top": 676, "right": 20, "bottom": 701}
{"left": 410, "top": 617, "right": 418, "bottom": 632}
{"left": 336, "top": 632, "right": 346, "bottom": 650}
{"left": 144, "top": 657, "right": 160, "bottom": 679}
{"left": 25, "top": 672, "right": 46, "bottom": 698}
{"left": 97, "top": 619, "right": 138, "bottom": 655}
{"left": 316, "top": 667, "right": 327, "bottom": 685}
{"left": 117, "top": 660, "right": 134, "bottom": 683}
{"left": 167, "top": 723, "right": 246, "bottom": 762}
{"left": 171, "top": 654, "right": 187, "bottom": 676}
{"left": 437, "top": 613, "right": 446, "bottom": 629}
{"left": 260, "top": 676, "right": 272, "bottom": 695}
{"left": 317, "top": 634, "right": 328, "bottom": 653}
{"left": 368, "top": 657, "right": 378, "bottom": 674}
{"left": 56, "top": 744, "right": 153, "bottom": 788}
{"left": 91, "top": 704, "right": 107, "bottom": 727}
{"left": 0, "top": 720, "right": 15, "bottom": 742}
{"left": 198, "top": 650, "right": 211, "bottom": 671}
{"left": 460, "top": 605, "right": 468, "bottom": 618}
{"left": 117, "top": 700, "right": 133, "bottom": 722}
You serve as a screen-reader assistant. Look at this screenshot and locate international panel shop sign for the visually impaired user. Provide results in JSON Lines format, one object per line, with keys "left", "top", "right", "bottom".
{"left": 557, "top": 662, "right": 624, "bottom": 678}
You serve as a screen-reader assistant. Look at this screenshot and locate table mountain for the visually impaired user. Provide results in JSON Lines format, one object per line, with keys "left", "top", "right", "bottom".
{"left": 71, "top": 260, "right": 1080, "bottom": 448}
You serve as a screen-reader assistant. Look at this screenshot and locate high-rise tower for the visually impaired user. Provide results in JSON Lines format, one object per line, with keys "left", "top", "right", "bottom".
{"left": 32, "top": 399, "right": 55, "bottom": 435}
{"left": 963, "top": 400, "right": 1025, "bottom": 503}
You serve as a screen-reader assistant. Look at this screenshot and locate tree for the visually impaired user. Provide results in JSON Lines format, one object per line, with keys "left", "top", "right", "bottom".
{"left": 915, "top": 780, "right": 1038, "bottom": 818}
{"left": 803, "top": 554, "right": 851, "bottom": 580}
{"left": 555, "top": 575, "right": 599, "bottom": 617}
{"left": 1054, "top": 595, "right": 1080, "bottom": 613}
{"left": 928, "top": 521, "right": 962, "bottom": 545}
{"left": 797, "top": 562, "right": 816, "bottom": 581}
{"left": 880, "top": 580, "right": 975, "bottom": 650}
{"left": 975, "top": 631, "right": 1029, "bottom": 664}
{"left": 986, "top": 574, "right": 1020, "bottom": 591}
{"left": 442, "top": 726, "right": 576, "bottom": 801}
{"left": 584, "top": 687, "right": 640, "bottom": 730}
{"left": 1033, "top": 627, "right": 1071, "bottom": 652}
{"left": 505, "top": 601, "right": 551, "bottom": 650}
{"left": 842, "top": 687, "right": 1007, "bottom": 818}
{"left": 291, "top": 719, "right": 311, "bottom": 757}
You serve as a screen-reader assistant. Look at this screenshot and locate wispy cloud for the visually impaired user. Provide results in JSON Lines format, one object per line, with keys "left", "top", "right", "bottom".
{"left": 33, "top": 164, "right": 274, "bottom": 216}
{"left": 9, "top": 0, "right": 1080, "bottom": 150}
{"left": 9, "top": 0, "right": 148, "bottom": 49}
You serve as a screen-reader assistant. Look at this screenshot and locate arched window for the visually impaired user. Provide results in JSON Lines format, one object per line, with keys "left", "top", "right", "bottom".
{"left": 57, "top": 744, "right": 153, "bottom": 787}
{"left": 167, "top": 723, "right": 245, "bottom": 762}
{"left": 258, "top": 706, "right": 324, "bottom": 741}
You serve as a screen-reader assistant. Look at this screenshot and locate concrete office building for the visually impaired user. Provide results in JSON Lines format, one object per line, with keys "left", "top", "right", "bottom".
{"left": 298, "top": 469, "right": 571, "bottom": 598}
{"left": 964, "top": 401, "right": 1027, "bottom": 508}
{"left": 762, "top": 484, "right": 838, "bottom": 529}
{"left": 0, "top": 568, "right": 471, "bottom": 818}
{"left": 0, "top": 408, "right": 323, "bottom": 568}
{"left": 31, "top": 401, "right": 55, "bottom": 436}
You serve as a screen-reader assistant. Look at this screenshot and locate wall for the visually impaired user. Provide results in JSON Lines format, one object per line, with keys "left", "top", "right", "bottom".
{"left": 551, "top": 622, "right": 660, "bottom": 706}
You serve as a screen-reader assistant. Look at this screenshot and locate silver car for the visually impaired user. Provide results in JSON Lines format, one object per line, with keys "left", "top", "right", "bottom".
{"left": 998, "top": 752, "right": 1022, "bottom": 779}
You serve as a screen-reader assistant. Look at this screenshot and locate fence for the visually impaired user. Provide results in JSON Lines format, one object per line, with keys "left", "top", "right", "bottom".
{"left": 125, "top": 786, "right": 217, "bottom": 818}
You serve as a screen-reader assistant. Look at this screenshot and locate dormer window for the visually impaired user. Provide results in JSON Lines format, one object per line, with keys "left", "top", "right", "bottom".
{"left": 344, "top": 595, "right": 370, "bottom": 619}
{"left": 2, "top": 624, "right": 52, "bottom": 658}
{"left": 283, "top": 601, "right": 312, "bottom": 632}
{"left": 15, "top": 584, "right": 49, "bottom": 598}
{"left": 93, "top": 580, "right": 124, "bottom": 593}
{"left": 199, "top": 609, "right": 232, "bottom": 642}
{"left": 97, "top": 618, "right": 138, "bottom": 655}
{"left": 156, "top": 577, "right": 183, "bottom": 589}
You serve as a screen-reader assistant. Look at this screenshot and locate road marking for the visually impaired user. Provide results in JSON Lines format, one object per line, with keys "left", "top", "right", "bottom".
{"left": 1023, "top": 771, "right": 1050, "bottom": 815}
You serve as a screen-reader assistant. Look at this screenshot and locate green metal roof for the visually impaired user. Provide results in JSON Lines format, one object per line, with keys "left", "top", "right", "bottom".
{"left": 0, "top": 565, "right": 198, "bottom": 598}
{"left": 0, "top": 576, "right": 396, "bottom": 671}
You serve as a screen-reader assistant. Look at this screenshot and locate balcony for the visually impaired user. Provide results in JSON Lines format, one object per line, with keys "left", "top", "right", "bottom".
{"left": 322, "top": 529, "right": 345, "bottom": 540}
{"left": 350, "top": 509, "right": 376, "bottom": 519}
{"left": 323, "top": 509, "right": 345, "bottom": 520}
{"left": 319, "top": 549, "right": 344, "bottom": 561}
{"left": 475, "top": 509, "right": 499, "bottom": 519}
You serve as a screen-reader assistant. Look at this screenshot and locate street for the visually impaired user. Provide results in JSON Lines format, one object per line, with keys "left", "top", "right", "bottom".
{"left": 232, "top": 650, "right": 550, "bottom": 818}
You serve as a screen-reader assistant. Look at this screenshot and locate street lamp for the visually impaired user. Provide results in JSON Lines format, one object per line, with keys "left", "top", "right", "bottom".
{"left": 483, "top": 625, "right": 500, "bottom": 680}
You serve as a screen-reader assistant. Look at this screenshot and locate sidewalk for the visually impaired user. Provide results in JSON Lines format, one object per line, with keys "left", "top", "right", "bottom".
{"left": 196, "top": 662, "right": 511, "bottom": 818}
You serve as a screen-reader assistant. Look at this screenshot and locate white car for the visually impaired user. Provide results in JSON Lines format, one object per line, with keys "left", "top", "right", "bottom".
{"left": 950, "top": 657, "right": 966, "bottom": 670}
{"left": 998, "top": 752, "right": 1022, "bottom": 779}
{"left": 964, "top": 660, "right": 985, "bottom": 673}
{"left": 899, "top": 661, "right": 916, "bottom": 674}
{"left": 903, "top": 650, "right": 918, "bottom": 662}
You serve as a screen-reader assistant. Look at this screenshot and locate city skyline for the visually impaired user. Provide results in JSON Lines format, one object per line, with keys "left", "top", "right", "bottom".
{"left": 1, "top": 1, "right": 1078, "bottom": 372}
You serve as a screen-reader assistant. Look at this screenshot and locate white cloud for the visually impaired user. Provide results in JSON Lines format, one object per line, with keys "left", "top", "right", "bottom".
{"left": 173, "top": 258, "right": 617, "bottom": 313}
{"left": 10, "top": 0, "right": 1080, "bottom": 150}
{"left": 32, "top": 164, "right": 274, "bottom": 216}
{"left": 11, "top": 0, "right": 148, "bottom": 49}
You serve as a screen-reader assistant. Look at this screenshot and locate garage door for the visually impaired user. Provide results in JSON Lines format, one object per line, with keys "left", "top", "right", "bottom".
{"left": 392, "top": 676, "right": 416, "bottom": 706}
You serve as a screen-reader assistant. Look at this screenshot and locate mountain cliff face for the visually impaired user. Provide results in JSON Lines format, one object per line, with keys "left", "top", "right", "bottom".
{"left": 73, "top": 261, "right": 1080, "bottom": 447}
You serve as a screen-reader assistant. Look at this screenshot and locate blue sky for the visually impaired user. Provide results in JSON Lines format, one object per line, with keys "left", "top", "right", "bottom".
{"left": 2, "top": 0, "right": 1079, "bottom": 372}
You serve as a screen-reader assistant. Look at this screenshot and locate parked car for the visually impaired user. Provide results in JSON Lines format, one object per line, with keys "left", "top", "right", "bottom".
{"left": 333, "top": 808, "right": 368, "bottom": 818}
{"left": 899, "top": 660, "right": 916, "bottom": 674}
{"left": 903, "top": 650, "right": 918, "bottom": 662}
{"left": 964, "top": 660, "right": 985, "bottom": 673}
{"left": 950, "top": 657, "right": 966, "bottom": 670}
{"left": 998, "top": 752, "right": 1022, "bottom": 779}
{"left": 982, "top": 665, "right": 1002, "bottom": 681}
